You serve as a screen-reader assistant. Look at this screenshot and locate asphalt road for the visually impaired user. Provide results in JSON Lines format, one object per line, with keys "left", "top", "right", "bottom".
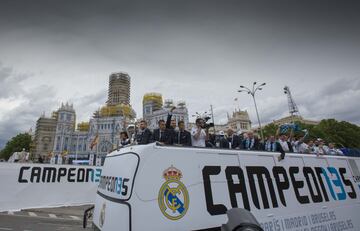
{"left": 0, "top": 205, "right": 93, "bottom": 231}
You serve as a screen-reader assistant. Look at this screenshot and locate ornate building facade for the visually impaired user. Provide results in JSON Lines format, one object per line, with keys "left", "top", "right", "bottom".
{"left": 33, "top": 72, "right": 135, "bottom": 161}
{"left": 226, "top": 109, "right": 252, "bottom": 131}
{"left": 188, "top": 108, "right": 252, "bottom": 134}
{"left": 53, "top": 103, "right": 76, "bottom": 155}
{"left": 271, "top": 115, "right": 319, "bottom": 126}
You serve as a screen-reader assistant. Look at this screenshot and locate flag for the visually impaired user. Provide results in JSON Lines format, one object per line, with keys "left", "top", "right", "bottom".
{"left": 280, "top": 123, "right": 302, "bottom": 134}
{"left": 90, "top": 134, "right": 99, "bottom": 150}
{"left": 302, "top": 129, "right": 309, "bottom": 137}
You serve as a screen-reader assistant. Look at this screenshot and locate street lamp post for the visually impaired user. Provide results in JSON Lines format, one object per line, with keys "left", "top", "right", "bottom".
{"left": 238, "top": 82, "right": 266, "bottom": 141}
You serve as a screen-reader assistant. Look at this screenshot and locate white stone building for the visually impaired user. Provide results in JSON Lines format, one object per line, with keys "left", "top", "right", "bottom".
{"left": 53, "top": 103, "right": 77, "bottom": 155}
{"left": 34, "top": 72, "right": 136, "bottom": 161}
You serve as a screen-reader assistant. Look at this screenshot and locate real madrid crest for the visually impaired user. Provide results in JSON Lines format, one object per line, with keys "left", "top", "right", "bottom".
{"left": 158, "top": 165, "right": 189, "bottom": 220}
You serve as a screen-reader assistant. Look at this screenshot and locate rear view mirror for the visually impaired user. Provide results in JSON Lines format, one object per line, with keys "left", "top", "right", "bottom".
{"left": 83, "top": 205, "right": 95, "bottom": 229}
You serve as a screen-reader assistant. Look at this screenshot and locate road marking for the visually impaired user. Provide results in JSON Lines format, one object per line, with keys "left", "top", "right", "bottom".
{"left": 7, "top": 211, "right": 14, "bottom": 215}
{"left": 69, "top": 215, "right": 81, "bottom": 220}
{"left": 28, "top": 212, "right": 37, "bottom": 217}
{"left": 0, "top": 228, "right": 13, "bottom": 230}
{"left": 48, "top": 214, "right": 57, "bottom": 218}
{"left": 1, "top": 212, "right": 84, "bottom": 221}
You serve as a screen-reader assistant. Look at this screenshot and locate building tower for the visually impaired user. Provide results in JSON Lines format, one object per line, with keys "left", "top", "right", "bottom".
{"left": 53, "top": 102, "right": 76, "bottom": 154}
{"left": 33, "top": 114, "right": 57, "bottom": 160}
{"left": 143, "top": 93, "right": 163, "bottom": 118}
{"left": 283, "top": 86, "right": 301, "bottom": 122}
{"left": 107, "top": 72, "right": 131, "bottom": 106}
{"left": 163, "top": 99, "right": 174, "bottom": 109}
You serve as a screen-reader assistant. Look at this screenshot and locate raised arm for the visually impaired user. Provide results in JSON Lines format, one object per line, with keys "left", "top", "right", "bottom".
{"left": 166, "top": 107, "right": 176, "bottom": 129}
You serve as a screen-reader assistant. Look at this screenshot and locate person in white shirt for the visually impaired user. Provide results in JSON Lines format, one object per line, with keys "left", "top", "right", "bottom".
{"left": 276, "top": 133, "right": 294, "bottom": 161}
{"left": 306, "top": 140, "right": 317, "bottom": 154}
{"left": 292, "top": 136, "right": 308, "bottom": 153}
{"left": 315, "top": 139, "right": 329, "bottom": 156}
{"left": 326, "top": 143, "right": 344, "bottom": 156}
{"left": 191, "top": 118, "right": 208, "bottom": 147}
{"left": 297, "top": 142, "right": 309, "bottom": 153}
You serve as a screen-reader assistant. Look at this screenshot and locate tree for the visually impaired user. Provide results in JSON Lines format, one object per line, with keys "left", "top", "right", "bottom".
{"left": 0, "top": 133, "right": 32, "bottom": 160}
{"left": 311, "top": 119, "right": 360, "bottom": 148}
{"left": 262, "top": 123, "right": 279, "bottom": 138}
{"left": 262, "top": 119, "right": 360, "bottom": 149}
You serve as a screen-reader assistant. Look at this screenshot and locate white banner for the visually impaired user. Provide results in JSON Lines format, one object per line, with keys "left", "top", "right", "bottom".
{"left": 0, "top": 162, "right": 102, "bottom": 212}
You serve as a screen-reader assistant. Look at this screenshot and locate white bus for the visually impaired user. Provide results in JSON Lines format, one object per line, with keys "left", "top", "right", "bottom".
{"left": 91, "top": 143, "right": 360, "bottom": 231}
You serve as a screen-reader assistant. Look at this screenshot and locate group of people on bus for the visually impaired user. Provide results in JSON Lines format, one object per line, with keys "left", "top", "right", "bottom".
{"left": 118, "top": 108, "right": 344, "bottom": 157}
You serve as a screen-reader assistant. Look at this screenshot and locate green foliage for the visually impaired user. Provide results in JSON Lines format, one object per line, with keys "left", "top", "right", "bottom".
{"left": 311, "top": 119, "right": 360, "bottom": 148}
{"left": 262, "top": 123, "right": 279, "bottom": 138}
{"left": 0, "top": 133, "right": 32, "bottom": 160}
{"left": 261, "top": 119, "right": 360, "bottom": 148}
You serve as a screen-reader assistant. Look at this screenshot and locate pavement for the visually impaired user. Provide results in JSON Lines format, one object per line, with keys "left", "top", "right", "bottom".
{"left": 0, "top": 205, "right": 94, "bottom": 231}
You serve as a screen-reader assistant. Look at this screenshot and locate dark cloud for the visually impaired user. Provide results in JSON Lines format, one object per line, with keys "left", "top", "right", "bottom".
{"left": 0, "top": 63, "right": 30, "bottom": 98}
{"left": 0, "top": 0, "right": 359, "bottom": 142}
{"left": 254, "top": 78, "right": 360, "bottom": 125}
{"left": 296, "top": 77, "right": 360, "bottom": 123}
{"left": 0, "top": 64, "right": 56, "bottom": 143}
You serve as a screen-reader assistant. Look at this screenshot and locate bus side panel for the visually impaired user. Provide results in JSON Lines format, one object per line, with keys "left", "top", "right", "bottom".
{"left": 134, "top": 149, "right": 239, "bottom": 231}
{"left": 92, "top": 194, "right": 130, "bottom": 231}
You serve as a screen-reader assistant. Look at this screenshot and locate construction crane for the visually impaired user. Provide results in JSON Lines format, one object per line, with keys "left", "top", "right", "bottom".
{"left": 283, "top": 86, "right": 301, "bottom": 123}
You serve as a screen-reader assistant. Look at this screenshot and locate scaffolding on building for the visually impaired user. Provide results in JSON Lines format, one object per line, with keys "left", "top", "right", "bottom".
{"left": 143, "top": 93, "right": 163, "bottom": 111}
{"left": 77, "top": 122, "right": 90, "bottom": 132}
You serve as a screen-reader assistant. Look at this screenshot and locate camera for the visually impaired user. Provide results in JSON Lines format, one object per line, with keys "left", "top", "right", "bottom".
{"left": 200, "top": 116, "right": 214, "bottom": 129}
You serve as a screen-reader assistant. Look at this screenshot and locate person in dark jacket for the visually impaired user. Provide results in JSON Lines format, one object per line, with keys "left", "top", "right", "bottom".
{"left": 153, "top": 120, "right": 172, "bottom": 144}
{"left": 135, "top": 120, "right": 152, "bottom": 145}
{"left": 165, "top": 107, "right": 177, "bottom": 144}
{"left": 264, "top": 136, "right": 277, "bottom": 152}
{"left": 174, "top": 120, "right": 191, "bottom": 146}
{"left": 218, "top": 131, "right": 230, "bottom": 148}
{"left": 242, "top": 131, "right": 260, "bottom": 150}
{"left": 206, "top": 133, "right": 216, "bottom": 148}
{"left": 226, "top": 129, "right": 242, "bottom": 149}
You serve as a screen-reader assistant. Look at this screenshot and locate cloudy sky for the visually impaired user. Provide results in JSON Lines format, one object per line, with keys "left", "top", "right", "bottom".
{"left": 0, "top": 0, "right": 359, "bottom": 147}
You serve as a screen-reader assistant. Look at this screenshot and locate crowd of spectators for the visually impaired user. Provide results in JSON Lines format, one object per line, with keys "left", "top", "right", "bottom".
{"left": 264, "top": 133, "right": 343, "bottom": 156}
{"left": 119, "top": 108, "right": 344, "bottom": 157}
{"left": 208, "top": 128, "right": 343, "bottom": 157}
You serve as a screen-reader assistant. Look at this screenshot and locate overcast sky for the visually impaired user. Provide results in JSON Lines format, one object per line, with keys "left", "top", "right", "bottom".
{"left": 0, "top": 0, "right": 360, "bottom": 147}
